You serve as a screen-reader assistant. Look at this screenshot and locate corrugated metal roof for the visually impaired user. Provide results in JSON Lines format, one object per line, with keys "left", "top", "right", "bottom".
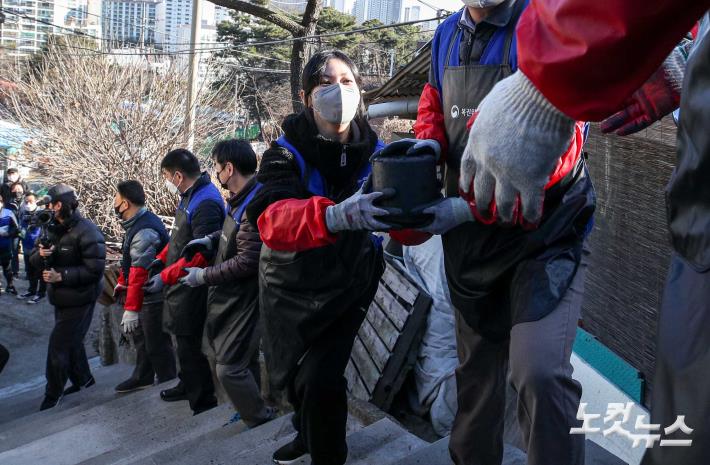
{"left": 364, "top": 42, "right": 431, "bottom": 105}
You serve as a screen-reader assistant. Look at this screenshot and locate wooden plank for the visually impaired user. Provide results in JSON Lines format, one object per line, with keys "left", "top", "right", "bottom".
{"left": 345, "top": 360, "right": 359, "bottom": 391}
{"left": 351, "top": 371, "right": 371, "bottom": 401}
{"left": 358, "top": 317, "right": 391, "bottom": 372}
{"left": 373, "top": 285, "right": 409, "bottom": 331}
{"left": 350, "top": 335, "right": 381, "bottom": 394}
{"left": 371, "top": 292, "right": 433, "bottom": 410}
{"left": 366, "top": 301, "right": 399, "bottom": 352}
{"left": 382, "top": 265, "right": 418, "bottom": 306}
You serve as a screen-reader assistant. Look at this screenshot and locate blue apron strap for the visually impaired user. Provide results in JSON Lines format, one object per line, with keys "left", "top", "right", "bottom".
{"left": 234, "top": 182, "right": 263, "bottom": 224}
{"left": 276, "top": 135, "right": 326, "bottom": 196}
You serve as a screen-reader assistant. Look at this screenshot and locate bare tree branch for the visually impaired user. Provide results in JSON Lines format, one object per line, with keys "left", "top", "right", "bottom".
{"left": 7, "top": 49, "right": 234, "bottom": 240}
{"left": 209, "top": 0, "right": 305, "bottom": 34}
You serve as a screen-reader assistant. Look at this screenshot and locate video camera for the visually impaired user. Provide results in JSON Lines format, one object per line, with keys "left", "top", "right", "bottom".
{"left": 24, "top": 209, "right": 55, "bottom": 250}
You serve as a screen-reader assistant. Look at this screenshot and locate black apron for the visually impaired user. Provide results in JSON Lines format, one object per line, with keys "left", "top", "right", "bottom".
{"left": 259, "top": 231, "right": 383, "bottom": 389}
{"left": 439, "top": 4, "right": 596, "bottom": 341}
{"left": 203, "top": 185, "right": 261, "bottom": 365}
{"left": 163, "top": 192, "right": 208, "bottom": 336}
{"left": 442, "top": 8, "right": 517, "bottom": 193}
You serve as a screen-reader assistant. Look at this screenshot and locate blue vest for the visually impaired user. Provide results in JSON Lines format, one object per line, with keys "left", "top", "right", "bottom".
{"left": 276, "top": 135, "right": 385, "bottom": 197}
{"left": 232, "top": 182, "right": 263, "bottom": 224}
{"left": 0, "top": 208, "right": 16, "bottom": 249}
{"left": 177, "top": 182, "right": 225, "bottom": 224}
{"left": 430, "top": 4, "right": 528, "bottom": 96}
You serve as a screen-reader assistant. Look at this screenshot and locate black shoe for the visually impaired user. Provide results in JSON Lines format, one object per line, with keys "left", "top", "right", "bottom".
{"left": 5, "top": 285, "right": 17, "bottom": 295}
{"left": 27, "top": 295, "right": 44, "bottom": 304}
{"left": 272, "top": 438, "right": 308, "bottom": 464}
{"left": 115, "top": 377, "right": 153, "bottom": 393}
{"left": 39, "top": 395, "right": 61, "bottom": 411}
{"left": 18, "top": 291, "right": 34, "bottom": 299}
{"left": 192, "top": 399, "right": 218, "bottom": 416}
{"left": 64, "top": 375, "right": 95, "bottom": 395}
{"left": 160, "top": 384, "right": 188, "bottom": 402}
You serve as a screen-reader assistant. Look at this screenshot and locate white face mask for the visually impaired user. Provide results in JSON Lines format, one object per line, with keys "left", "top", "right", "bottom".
{"left": 311, "top": 83, "right": 360, "bottom": 126}
{"left": 461, "top": 0, "right": 505, "bottom": 7}
{"left": 165, "top": 173, "right": 180, "bottom": 195}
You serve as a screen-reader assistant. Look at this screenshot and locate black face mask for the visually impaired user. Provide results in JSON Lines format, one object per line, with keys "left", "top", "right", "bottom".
{"left": 114, "top": 203, "right": 126, "bottom": 220}
{"left": 13, "top": 193, "right": 22, "bottom": 201}
{"left": 215, "top": 164, "right": 232, "bottom": 190}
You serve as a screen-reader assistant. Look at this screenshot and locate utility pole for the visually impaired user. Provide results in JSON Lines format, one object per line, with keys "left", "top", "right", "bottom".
{"left": 185, "top": 0, "right": 202, "bottom": 151}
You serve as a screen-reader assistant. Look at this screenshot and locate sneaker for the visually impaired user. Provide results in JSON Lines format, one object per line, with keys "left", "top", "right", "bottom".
{"left": 223, "top": 411, "right": 242, "bottom": 427}
{"left": 27, "top": 295, "right": 43, "bottom": 304}
{"left": 5, "top": 285, "right": 17, "bottom": 295}
{"left": 272, "top": 438, "right": 308, "bottom": 464}
{"left": 115, "top": 377, "right": 153, "bottom": 393}
{"left": 18, "top": 292, "right": 35, "bottom": 300}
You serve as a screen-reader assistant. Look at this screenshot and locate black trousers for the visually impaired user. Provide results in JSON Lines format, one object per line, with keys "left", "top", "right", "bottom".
{"left": 288, "top": 306, "right": 367, "bottom": 465}
{"left": 175, "top": 333, "right": 216, "bottom": 412}
{"left": 26, "top": 251, "right": 46, "bottom": 296}
{"left": 45, "top": 303, "right": 95, "bottom": 401}
{"left": 11, "top": 238, "right": 19, "bottom": 275}
{"left": 0, "top": 342, "right": 8, "bottom": 374}
{"left": 130, "top": 301, "right": 176, "bottom": 384}
{"left": 0, "top": 248, "right": 13, "bottom": 288}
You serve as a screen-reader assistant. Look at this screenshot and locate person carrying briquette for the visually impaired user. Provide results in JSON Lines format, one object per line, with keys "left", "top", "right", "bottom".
{"left": 180, "top": 139, "right": 277, "bottom": 428}
{"left": 142, "top": 149, "right": 225, "bottom": 416}
{"left": 245, "top": 49, "right": 434, "bottom": 465}
{"left": 393, "top": 1, "right": 597, "bottom": 464}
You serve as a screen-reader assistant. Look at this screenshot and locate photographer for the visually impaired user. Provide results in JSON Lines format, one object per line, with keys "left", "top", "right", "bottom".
{"left": 30, "top": 184, "right": 106, "bottom": 411}
{"left": 18, "top": 192, "right": 45, "bottom": 303}
{"left": 0, "top": 196, "right": 18, "bottom": 294}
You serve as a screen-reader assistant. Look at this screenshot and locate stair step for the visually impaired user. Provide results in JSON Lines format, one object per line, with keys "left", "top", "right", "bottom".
{"left": 224, "top": 417, "right": 424, "bottom": 465}
{"left": 75, "top": 404, "right": 236, "bottom": 465}
{"left": 0, "top": 362, "right": 133, "bottom": 426}
{"left": 0, "top": 391, "right": 232, "bottom": 465}
{"left": 0, "top": 377, "right": 182, "bottom": 453}
{"left": 0, "top": 363, "right": 134, "bottom": 428}
{"left": 129, "top": 413, "right": 298, "bottom": 465}
{"left": 388, "top": 437, "right": 526, "bottom": 465}
{"left": 345, "top": 418, "right": 427, "bottom": 465}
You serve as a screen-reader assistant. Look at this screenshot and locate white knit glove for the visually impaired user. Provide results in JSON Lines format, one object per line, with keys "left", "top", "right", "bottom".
{"left": 121, "top": 310, "right": 140, "bottom": 334}
{"left": 460, "top": 71, "right": 575, "bottom": 225}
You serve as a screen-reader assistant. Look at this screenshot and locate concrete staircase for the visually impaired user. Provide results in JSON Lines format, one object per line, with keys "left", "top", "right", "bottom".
{"left": 0, "top": 363, "right": 464, "bottom": 465}
{"left": 0, "top": 362, "right": 628, "bottom": 465}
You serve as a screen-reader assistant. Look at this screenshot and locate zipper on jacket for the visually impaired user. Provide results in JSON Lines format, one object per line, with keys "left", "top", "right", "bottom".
{"left": 340, "top": 145, "right": 347, "bottom": 167}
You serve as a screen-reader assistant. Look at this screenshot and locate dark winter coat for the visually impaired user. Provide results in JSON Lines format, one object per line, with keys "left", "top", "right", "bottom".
{"left": 203, "top": 177, "right": 262, "bottom": 286}
{"left": 31, "top": 210, "right": 106, "bottom": 314}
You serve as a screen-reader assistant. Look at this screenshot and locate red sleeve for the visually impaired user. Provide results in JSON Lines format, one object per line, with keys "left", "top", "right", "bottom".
{"left": 413, "top": 83, "right": 449, "bottom": 162}
{"left": 124, "top": 266, "right": 148, "bottom": 311}
{"left": 117, "top": 269, "right": 126, "bottom": 286}
{"left": 160, "top": 252, "right": 208, "bottom": 285}
{"left": 546, "top": 121, "right": 585, "bottom": 189}
{"left": 156, "top": 244, "right": 168, "bottom": 263}
{"left": 389, "top": 229, "right": 432, "bottom": 247}
{"left": 257, "top": 197, "right": 338, "bottom": 252}
{"left": 517, "top": 0, "right": 708, "bottom": 121}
